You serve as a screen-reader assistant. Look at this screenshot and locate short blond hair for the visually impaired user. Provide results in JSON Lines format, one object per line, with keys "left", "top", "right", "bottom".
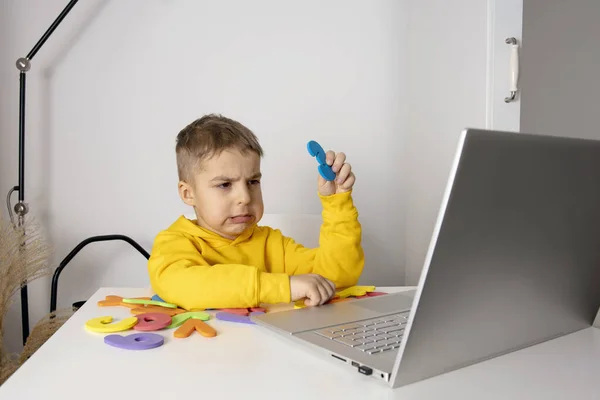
{"left": 175, "top": 114, "right": 263, "bottom": 183}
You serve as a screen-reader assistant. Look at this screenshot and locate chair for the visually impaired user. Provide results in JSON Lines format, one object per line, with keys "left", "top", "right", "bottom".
{"left": 49, "top": 235, "right": 150, "bottom": 313}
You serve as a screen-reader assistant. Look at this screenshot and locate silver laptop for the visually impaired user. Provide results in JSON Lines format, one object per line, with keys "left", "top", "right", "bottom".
{"left": 251, "top": 128, "right": 600, "bottom": 388}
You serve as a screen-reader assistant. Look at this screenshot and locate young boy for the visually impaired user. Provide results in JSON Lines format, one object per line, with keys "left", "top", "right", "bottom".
{"left": 147, "top": 114, "right": 364, "bottom": 310}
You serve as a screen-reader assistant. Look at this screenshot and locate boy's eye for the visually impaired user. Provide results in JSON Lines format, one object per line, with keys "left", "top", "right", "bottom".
{"left": 249, "top": 180, "right": 261, "bottom": 185}
{"left": 217, "top": 182, "right": 231, "bottom": 189}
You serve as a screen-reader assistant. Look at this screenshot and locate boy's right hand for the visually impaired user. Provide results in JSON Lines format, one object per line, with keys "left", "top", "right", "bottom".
{"left": 290, "top": 274, "right": 336, "bottom": 306}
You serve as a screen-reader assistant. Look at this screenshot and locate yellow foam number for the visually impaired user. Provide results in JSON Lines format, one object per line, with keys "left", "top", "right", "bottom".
{"left": 85, "top": 316, "right": 138, "bottom": 333}
{"left": 336, "top": 286, "right": 376, "bottom": 299}
{"left": 294, "top": 299, "right": 306, "bottom": 309}
{"left": 122, "top": 298, "right": 177, "bottom": 309}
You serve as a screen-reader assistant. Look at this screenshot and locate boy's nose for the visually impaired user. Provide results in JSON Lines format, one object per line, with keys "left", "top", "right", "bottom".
{"left": 236, "top": 186, "right": 251, "bottom": 205}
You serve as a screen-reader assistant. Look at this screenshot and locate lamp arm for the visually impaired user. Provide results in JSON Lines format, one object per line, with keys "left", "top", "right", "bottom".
{"left": 9, "top": 0, "right": 80, "bottom": 346}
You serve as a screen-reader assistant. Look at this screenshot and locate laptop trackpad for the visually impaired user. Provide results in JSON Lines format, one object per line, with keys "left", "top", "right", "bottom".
{"left": 353, "top": 290, "right": 415, "bottom": 313}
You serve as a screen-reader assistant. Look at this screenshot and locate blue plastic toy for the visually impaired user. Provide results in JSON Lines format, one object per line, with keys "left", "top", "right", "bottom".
{"left": 307, "top": 140, "right": 336, "bottom": 181}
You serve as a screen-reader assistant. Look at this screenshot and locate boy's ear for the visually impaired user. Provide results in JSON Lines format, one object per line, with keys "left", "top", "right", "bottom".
{"left": 178, "top": 181, "right": 196, "bottom": 206}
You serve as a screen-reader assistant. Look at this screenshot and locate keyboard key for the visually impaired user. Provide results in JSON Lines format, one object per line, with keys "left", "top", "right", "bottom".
{"left": 380, "top": 338, "right": 400, "bottom": 347}
{"left": 336, "top": 324, "right": 362, "bottom": 331}
{"left": 373, "top": 334, "right": 389, "bottom": 342}
{"left": 380, "top": 326, "right": 403, "bottom": 334}
{"left": 354, "top": 337, "right": 375, "bottom": 345}
{"left": 315, "top": 330, "right": 341, "bottom": 339}
{"left": 376, "top": 323, "right": 398, "bottom": 330}
{"left": 376, "top": 333, "right": 395, "bottom": 340}
{"left": 387, "top": 328, "right": 404, "bottom": 335}
{"left": 355, "top": 344, "right": 376, "bottom": 352}
{"left": 334, "top": 337, "right": 360, "bottom": 347}
{"left": 379, "top": 346, "right": 394, "bottom": 352}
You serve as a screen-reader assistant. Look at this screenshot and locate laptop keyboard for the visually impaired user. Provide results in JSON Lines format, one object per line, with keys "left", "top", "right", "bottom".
{"left": 313, "top": 312, "right": 409, "bottom": 355}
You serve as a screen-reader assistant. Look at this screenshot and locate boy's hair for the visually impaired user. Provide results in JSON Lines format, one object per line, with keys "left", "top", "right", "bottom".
{"left": 175, "top": 114, "right": 263, "bottom": 183}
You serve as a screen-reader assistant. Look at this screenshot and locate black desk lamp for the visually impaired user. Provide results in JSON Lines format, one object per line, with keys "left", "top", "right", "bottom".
{"left": 7, "top": 0, "right": 150, "bottom": 345}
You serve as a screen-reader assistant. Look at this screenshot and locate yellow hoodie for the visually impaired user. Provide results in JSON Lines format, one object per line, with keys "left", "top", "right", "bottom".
{"left": 147, "top": 191, "right": 364, "bottom": 310}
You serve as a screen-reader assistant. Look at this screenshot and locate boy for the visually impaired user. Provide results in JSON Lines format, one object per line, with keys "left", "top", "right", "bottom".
{"left": 147, "top": 114, "right": 364, "bottom": 310}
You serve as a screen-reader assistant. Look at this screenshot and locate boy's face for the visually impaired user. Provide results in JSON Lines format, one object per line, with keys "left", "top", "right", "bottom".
{"left": 178, "top": 148, "right": 264, "bottom": 239}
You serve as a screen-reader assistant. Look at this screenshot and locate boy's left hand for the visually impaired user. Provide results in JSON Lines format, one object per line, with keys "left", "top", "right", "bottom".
{"left": 318, "top": 150, "right": 355, "bottom": 196}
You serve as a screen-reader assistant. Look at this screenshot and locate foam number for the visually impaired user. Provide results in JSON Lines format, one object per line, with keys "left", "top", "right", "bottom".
{"left": 97, "top": 295, "right": 151, "bottom": 308}
{"left": 133, "top": 312, "right": 172, "bottom": 331}
{"left": 151, "top": 294, "right": 165, "bottom": 302}
{"left": 307, "top": 140, "right": 336, "bottom": 181}
{"left": 85, "top": 316, "right": 138, "bottom": 333}
{"left": 336, "top": 286, "right": 376, "bottom": 299}
{"left": 130, "top": 306, "right": 185, "bottom": 316}
{"left": 294, "top": 300, "right": 307, "bottom": 309}
{"left": 217, "top": 308, "right": 249, "bottom": 316}
{"left": 104, "top": 332, "right": 164, "bottom": 350}
{"left": 356, "top": 291, "right": 388, "bottom": 299}
{"left": 122, "top": 298, "right": 177, "bottom": 309}
{"left": 174, "top": 319, "right": 217, "bottom": 338}
{"left": 215, "top": 311, "right": 264, "bottom": 325}
{"left": 167, "top": 311, "right": 210, "bottom": 329}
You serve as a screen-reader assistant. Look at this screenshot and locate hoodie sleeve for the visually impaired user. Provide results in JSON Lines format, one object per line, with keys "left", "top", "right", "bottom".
{"left": 282, "top": 191, "right": 365, "bottom": 288}
{"left": 147, "top": 232, "right": 291, "bottom": 310}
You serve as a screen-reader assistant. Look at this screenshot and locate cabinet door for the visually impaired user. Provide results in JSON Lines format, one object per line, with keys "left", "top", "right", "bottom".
{"left": 519, "top": 0, "right": 600, "bottom": 140}
{"left": 487, "top": 0, "right": 523, "bottom": 132}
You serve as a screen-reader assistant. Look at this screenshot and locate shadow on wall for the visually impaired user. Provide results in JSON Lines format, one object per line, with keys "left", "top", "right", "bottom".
{"left": 40, "top": 0, "right": 111, "bottom": 230}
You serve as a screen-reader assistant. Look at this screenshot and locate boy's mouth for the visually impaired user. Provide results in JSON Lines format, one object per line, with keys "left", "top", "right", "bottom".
{"left": 230, "top": 214, "right": 254, "bottom": 224}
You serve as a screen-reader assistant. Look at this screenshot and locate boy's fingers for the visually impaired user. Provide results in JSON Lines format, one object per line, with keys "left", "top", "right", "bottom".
{"left": 318, "top": 277, "right": 334, "bottom": 299}
{"left": 336, "top": 163, "right": 351, "bottom": 184}
{"left": 324, "top": 278, "right": 336, "bottom": 296}
{"left": 325, "top": 150, "right": 336, "bottom": 166}
{"left": 340, "top": 172, "right": 356, "bottom": 190}
{"left": 306, "top": 285, "right": 321, "bottom": 306}
{"left": 332, "top": 152, "right": 346, "bottom": 173}
{"left": 323, "top": 284, "right": 334, "bottom": 301}
{"left": 316, "top": 283, "right": 329, "bottom": 305}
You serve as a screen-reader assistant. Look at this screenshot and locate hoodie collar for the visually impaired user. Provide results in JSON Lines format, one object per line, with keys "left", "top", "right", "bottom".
{"left": 169, "top": 215, "right": 256, "bottom": 247}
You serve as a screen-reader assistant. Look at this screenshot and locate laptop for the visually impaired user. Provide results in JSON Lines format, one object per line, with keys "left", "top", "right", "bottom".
{"left": 251, "top": 128, "right": 600, "bottom": 388}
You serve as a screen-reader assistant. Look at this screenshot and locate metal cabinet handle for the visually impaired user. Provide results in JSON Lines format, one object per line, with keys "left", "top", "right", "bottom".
{"left": 504, "top": 37, "right": 519, "bottom": 103}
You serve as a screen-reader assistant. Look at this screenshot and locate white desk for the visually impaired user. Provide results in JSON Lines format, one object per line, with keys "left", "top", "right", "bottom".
{"left": 1, "top": 286, "right": 600, "bottom": 399}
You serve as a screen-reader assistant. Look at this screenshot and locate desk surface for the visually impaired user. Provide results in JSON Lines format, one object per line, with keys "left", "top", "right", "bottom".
{"left": 1, "top": 287, "right": 600, "bottom": 399}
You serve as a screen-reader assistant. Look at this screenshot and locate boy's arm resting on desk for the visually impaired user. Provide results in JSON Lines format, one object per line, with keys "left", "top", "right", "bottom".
{"left": 147, "top": 233, "right": 290, "bottom": 309}
{"left": 283, "top": 191, "right": 365, "bottom": 288}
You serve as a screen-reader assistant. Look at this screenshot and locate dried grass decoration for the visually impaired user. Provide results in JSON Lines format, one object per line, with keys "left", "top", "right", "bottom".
{"left": 0, "top": 211, "right": 53, "bottom": 385}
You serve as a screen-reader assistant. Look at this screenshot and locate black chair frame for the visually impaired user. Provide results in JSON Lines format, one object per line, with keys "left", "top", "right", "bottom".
{"left": 49, "top": 235, "right": 150, "bottom": 314}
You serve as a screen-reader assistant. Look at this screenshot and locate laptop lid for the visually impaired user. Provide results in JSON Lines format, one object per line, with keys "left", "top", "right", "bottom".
{"left": 391, "top": 128, "right": 600, "bottom": 388}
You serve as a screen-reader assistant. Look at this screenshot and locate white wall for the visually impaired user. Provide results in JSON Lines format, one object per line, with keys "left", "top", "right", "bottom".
{"left": 1, "top": 0, "right": 411, "bottom": 353}
{"left": 403, "top": 0, "right": 489, "bottom": 284}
